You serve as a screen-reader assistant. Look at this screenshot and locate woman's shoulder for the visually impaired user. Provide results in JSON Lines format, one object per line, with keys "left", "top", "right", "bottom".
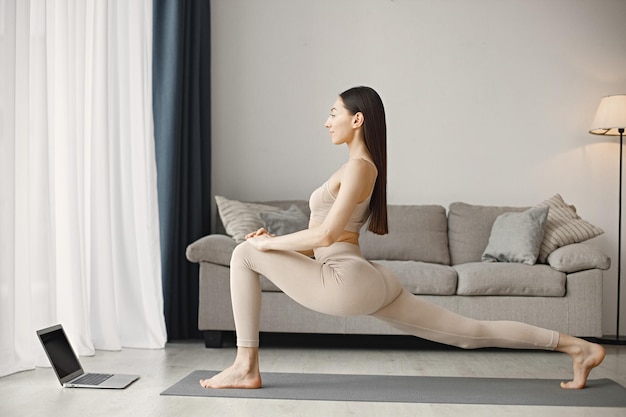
{"left": 348, "top": 157, "right": 375, "bottom": 165}
{"left": 346, "top": 157, "right": 377, "bottom": 174}
{"left": 340, "top": 158, "right": 377, "bottom": 191}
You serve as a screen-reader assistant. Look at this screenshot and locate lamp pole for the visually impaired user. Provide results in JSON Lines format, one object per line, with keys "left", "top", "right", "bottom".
{"left": 616, "top": 128, "right": 624, "bottom": 342}
{"left": 599, "top": 127, "right": 626, "bottom": 344}
{"left": 589, "top": 94, "right": 626, "bottom": 345}
{"left": 601, "top": 127, "right": 626, "bottom": 344}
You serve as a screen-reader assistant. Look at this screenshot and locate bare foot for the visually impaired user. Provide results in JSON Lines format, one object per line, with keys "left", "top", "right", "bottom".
{"left": 557, "top": 335, "right": 606, "bottom": 389}
{"left": 199, "top": 364, "right": 262, "bottom": 389}
{"left": 199, "top": 347, "right": 262, "bottom": 389}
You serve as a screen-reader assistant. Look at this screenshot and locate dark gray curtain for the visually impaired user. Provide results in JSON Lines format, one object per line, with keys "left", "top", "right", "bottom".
{"left": 153, "top": 0, "right": 211, "bottom": 339}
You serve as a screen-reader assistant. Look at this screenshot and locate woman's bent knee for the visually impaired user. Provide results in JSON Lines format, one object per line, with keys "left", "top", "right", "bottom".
{"left": 231, "top": 241, "right": 255, "bottom": 268}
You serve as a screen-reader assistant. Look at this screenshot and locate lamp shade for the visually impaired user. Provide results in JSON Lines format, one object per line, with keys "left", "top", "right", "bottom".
{"left": 590, "top": 94, "right": 626, "bottom": 136}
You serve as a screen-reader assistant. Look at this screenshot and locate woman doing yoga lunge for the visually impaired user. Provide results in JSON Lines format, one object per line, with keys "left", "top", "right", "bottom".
{"left": 200, "top": 86, "right": 605, "bottom": 390}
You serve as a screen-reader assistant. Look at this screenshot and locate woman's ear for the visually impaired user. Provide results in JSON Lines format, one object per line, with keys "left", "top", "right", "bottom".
{"left": 353, "top": 112, "right": 364, "bottom": 128}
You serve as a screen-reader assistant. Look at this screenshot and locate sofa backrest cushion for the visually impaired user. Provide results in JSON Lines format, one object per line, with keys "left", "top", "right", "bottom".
{"left": 360, "top": 205, "right": 450, "bottom": 265}
{"left": 448, "top": 202, "right": 528, "bottom": 265}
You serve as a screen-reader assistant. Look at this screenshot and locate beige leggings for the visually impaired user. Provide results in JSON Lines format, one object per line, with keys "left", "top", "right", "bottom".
{"left": 230, "top": 241, "right": 559, "bottom": 350}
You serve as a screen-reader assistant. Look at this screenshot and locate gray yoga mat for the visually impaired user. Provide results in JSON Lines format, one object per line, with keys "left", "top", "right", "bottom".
{"left": 161, "top": 370, "right": 626, "bottom": 407}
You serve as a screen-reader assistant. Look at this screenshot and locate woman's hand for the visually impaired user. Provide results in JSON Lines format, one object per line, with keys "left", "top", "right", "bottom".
{"left": 245, "top": 227, "right": 273, "bottom": 240}
{"left": 245, "top": 228, "right": 274, "bottom": 251}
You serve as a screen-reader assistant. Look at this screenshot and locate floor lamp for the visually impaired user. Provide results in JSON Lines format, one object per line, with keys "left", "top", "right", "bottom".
{"left": 590, "top": 94, "right": 626, "bottom": 345}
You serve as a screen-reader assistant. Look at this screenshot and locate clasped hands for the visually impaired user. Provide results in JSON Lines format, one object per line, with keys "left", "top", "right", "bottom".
{"left": 245, "top": 227, "right": 275, "bottom": 251}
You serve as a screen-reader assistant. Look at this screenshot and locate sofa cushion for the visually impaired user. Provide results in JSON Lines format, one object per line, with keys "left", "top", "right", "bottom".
{"left": 454, "top": 263, "right": 566, "bottom": 296}
{"left": 360, "top": 205, "right": 450, "bottom": 265}
{"left": 481, "top": 206, "right": 549, "bottom": 265}
{"left": 448, "top": 202, "right": 527, "bottom": 265}
{"left": 536, "top": 194, "right": 604, "bottom": 263}
{"left": 372, "top": 260, "right": 457, "bottom": 295}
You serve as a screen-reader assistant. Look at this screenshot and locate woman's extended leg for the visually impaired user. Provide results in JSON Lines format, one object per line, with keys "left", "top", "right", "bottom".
{"left": 370, "top": 288, "right": 605, "bottom": 388}
{"left": 371, "top": 290, "right": 559, "bottom": 349}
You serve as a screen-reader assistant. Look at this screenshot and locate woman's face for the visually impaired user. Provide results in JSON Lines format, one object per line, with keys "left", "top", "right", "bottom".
{"left": 325, "top": 97, "right": 358, "bottom": 145}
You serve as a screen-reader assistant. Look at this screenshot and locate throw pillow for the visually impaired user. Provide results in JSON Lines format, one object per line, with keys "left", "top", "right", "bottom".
{"left": 547, "top": 243, "right": 611, "bottom": 273}
{"left": 215, "top": 196, "right": 279, "bottom": 243}
{"left": 535, "top": 194, "right": 604, "bottom": 263}
{"left": 260, "top": 205, "right": 309, "bottom": 236}
{"left": 482, "top": 206, "right": 549, "bottom": 265}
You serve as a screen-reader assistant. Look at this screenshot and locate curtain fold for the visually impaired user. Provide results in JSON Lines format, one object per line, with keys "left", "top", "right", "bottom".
{"left": 153, "top": 0, "right": 212, "bottom": 340}
{"left": 0, "top": 0, "right": 166, "bottom": 378}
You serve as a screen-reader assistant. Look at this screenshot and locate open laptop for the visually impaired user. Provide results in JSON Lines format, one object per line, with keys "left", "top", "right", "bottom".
{"left": 36, "top": 324, "right": 139, "bottom": 389}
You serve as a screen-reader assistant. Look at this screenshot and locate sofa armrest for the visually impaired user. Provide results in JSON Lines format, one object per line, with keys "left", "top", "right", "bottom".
{"left": 547, "top": 243, "right": 610, "bottom": 273}
{"left": 186, "top": 234, "right": 237, "bottom": 266}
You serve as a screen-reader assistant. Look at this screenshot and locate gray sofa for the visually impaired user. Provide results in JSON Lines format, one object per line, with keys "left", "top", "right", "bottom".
{"left": 186, "top": 199, "right": 610, "bottom": 348}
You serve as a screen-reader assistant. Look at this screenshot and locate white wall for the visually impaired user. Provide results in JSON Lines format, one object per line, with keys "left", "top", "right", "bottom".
{"left": 211, "top": 0, "right": 626, "bottom": 335}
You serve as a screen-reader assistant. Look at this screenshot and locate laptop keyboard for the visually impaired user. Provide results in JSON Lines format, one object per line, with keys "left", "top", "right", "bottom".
{"left": 72, "top": 373, "right": 114, "bottom": 385}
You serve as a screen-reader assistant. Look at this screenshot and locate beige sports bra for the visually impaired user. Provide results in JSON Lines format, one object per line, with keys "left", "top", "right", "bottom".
{"left": 308, "top": 160, "right": 375, "bottom": 233}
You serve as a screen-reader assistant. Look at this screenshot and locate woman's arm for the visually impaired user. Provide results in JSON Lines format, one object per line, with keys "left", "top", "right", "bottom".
{"left": 247, "top": 159, "right": 376, "bottom": 252}
{"left": 245, "top": 227, "right": 314, "bottom": 256}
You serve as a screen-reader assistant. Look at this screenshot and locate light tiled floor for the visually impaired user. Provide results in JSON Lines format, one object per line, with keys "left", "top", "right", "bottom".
{"left": 1, "top": 335, "right": 625, "bottom": 417}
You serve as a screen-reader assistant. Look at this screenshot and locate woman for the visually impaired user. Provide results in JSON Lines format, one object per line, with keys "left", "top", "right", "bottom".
{"left": 200, "top": 86, "right": 605, "bottom": 390}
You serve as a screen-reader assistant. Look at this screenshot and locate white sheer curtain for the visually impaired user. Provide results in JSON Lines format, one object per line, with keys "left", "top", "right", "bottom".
{"left": 0, "top": 0, "right": 166, "bottom": 377}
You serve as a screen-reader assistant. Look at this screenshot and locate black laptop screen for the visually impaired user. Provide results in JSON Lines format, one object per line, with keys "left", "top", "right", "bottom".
{"left": 39, "top": 327, "right": 82, "bottom": 379}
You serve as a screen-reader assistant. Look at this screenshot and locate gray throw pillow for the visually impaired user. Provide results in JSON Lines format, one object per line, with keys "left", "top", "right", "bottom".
{"left": 535, "top": 194, "right": 604, "bottom": 263}
{"left": 215, "top": 196, "right": 279, "bottom": 243}
{"left": 260, "top": 205, "right": 309, "bottom": 236}
{"left": 481, "top": 206, "right": 549, "bottom": 265}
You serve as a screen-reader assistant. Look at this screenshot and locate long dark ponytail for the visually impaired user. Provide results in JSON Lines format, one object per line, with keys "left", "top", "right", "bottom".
{"left": 339, "top": 86, "right": 388, "bottom": 235}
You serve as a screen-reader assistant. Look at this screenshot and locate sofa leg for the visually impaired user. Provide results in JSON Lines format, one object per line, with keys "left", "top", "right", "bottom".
{"left": 203, "top": 330, "right": 225, "bottom": 348}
